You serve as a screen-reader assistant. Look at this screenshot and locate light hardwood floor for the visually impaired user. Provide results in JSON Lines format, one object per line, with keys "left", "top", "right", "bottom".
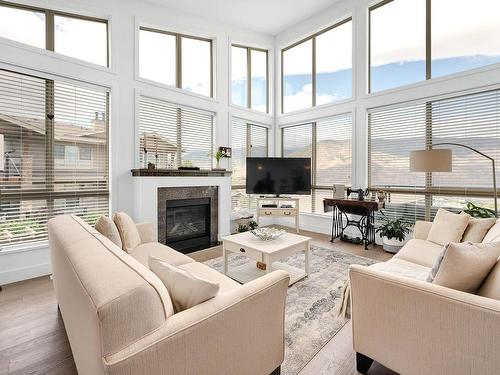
{"left": 0, "top": 228, "right": 396, "bottom": 375}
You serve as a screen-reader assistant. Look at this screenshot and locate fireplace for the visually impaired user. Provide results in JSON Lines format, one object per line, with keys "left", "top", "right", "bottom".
{"left": 165, "top": 198, "right": 211, "bottom": 252}
{"left": 158, "top": 186, "right": 219, "bottom": 254}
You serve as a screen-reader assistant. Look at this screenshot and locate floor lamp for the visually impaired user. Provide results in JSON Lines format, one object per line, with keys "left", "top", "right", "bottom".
{"left": 409, "top": 143, "right": 498, "bottom": 218}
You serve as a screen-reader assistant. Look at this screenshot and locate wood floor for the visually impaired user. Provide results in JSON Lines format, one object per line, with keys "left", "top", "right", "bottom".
{"left": 0, "top": 228, "right": 396, "bottom": 375}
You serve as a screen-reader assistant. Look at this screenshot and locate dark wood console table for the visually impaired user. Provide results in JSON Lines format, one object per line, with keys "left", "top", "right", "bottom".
{"left": 323, "top": 199, "right": 384, "bottom": 249}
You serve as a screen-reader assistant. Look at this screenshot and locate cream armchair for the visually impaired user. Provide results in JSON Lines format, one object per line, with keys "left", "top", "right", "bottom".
{"left": 350, "top": 219, "right": 500, "bottom": 375}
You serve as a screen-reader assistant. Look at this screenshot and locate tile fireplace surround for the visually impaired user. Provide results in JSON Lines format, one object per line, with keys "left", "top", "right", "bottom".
{"left": 132, "top": 172, "right": 232, "bottom": 243}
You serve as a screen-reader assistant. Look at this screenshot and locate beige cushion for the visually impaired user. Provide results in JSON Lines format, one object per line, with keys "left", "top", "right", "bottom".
{"left": 113, "top": 212, "right": 141, "bottom": 253}
{"left": 477, "top": 259, "right": 500, "bottom": 300}
{"left": 462, "top": 217, "right": 497, "bottom": 243}
{"left": 426, "top": 208, "right": 470, "bottom": 246}
{"left": 130, "top": 242, "right": 195, "bottom": 267}
{"left": 369, "top": 258, "right": 430, "bottom": 282}
{"left": 482, "top": 218, "right": 500, "bottom": 243}
{"left": 428, "top": 242, "right": 500, "bottom": 293}
{"left": 94, "top": 216, "right": 122, "bottom": 248}
{"left": 178, "top": 261, "right": 240, "bottom": 293}
{"left": 394, "top": 238, "right": 444, "bottom": 268}
{"left": 149, "top": 256, "right": 220, "bottom": 312}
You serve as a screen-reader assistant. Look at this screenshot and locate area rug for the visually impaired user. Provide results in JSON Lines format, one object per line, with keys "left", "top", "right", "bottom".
{"left": 204, "top": 245, "right": 377, "bottom": 375}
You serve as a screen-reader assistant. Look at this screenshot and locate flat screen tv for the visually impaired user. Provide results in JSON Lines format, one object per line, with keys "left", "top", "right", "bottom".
{"left": 246, "top": 157, "right": 311, "bottom": 196}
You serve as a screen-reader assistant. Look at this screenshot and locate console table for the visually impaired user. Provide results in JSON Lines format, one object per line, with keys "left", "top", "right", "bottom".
{"left": 323, "top": 199, "right": 384, "bottom": 249}
{"left": 256, "top": 197, "right": 300, "bottom": 233}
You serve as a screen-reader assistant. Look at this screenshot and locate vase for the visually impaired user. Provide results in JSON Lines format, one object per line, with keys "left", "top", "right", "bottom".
{"left": 382, "top": 237, "right": 405, "bottom": 253}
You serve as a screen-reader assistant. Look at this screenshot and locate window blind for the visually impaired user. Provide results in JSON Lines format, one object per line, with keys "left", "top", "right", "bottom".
{"left": 139, "top": 96, "right": 214, "bottom": 170}
{"left": 0, "top": 69, "right": 109, "bottom": 247}
{"left": 368, "top": 88, "right": 500, "bottom": 222}
{"left": 282, "top": 113, "right": 353, "bottom": 213}
{"left": 230, "top": 118, "right": 268, "bottom": 210}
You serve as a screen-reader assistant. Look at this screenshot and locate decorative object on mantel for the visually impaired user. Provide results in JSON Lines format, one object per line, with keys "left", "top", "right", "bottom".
{"left": 347, "top": 187, "right": 369, "bottom": 201}
{"left": 147, "top": 162, "right": 155, "bottom": 170}
{"left": 375, "top": 212, "right": 412, "bottom": 253}
{"left": 377, "top": 190, "right": 386, "bottom": 202}
{"left": 250, "top": 227, "right": 285, "bottom": 241}
{"left": 211, "top": 147, "right": 231, "bottom": 171}
{"left": 178, "top": 166, "right": 200, "bottom": 170}
{"left": 410, "top": 143, "right": 498, "bottom": 217}
{"left": 218, "top": 146, "right": 232, "bottom": 158}
{"left": 131, "top": 168, "right": 231, "bottom": 177}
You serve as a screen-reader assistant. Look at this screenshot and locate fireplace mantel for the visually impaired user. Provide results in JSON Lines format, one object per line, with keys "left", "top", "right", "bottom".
{"left": 131, "top": 168, "right": 232, "bottom": 177}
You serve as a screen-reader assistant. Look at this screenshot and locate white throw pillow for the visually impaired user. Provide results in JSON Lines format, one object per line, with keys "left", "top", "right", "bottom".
{"left": 426, "top": 208, "right": 470, "bottom": 246}
{"left": 149, "top": 256, "right": 219, "bottom": 312}
{"left": 95, "top": 216, "right": 122, "bottom": 248}
{"left": 113, "top": 212, "right": 141, "bottom": 253}
{"left": 427, "top": 242, "right": 500, "bottom": 293}
{"left": 462, "top": 217, "right": 497, "bottom": 243}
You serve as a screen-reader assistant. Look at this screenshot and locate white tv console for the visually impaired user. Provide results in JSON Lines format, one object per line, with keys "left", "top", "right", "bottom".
{"left": 256, "top": 197, "right": 300, "bottom": 233}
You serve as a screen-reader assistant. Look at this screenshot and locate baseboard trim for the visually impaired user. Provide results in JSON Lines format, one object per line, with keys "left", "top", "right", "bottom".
{"left": 0, "top": 262, "right": 51, "bottom": 286}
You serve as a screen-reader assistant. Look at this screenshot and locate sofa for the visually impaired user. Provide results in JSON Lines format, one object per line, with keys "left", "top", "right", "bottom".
{"left": 350, "top": 219, "right": 500, "bottom": 375}
{"left": 48, "top": 214, "right": 289, "bottom": 375}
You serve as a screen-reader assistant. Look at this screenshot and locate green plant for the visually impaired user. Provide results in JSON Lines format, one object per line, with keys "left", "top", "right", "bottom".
{"left": 463, "top": 201, "right": 496, "bottom": 218}
{"left": 376, "top": 212, "right": 412, "bottom": 242}
{"left": 213, "top": 150, "right": 225, "bottom": 163}
{"left": 248, "top": 220, "right": 258, "bottom": 230}
{"left": 237, "top": 224, "right": 249, "bottom": 233}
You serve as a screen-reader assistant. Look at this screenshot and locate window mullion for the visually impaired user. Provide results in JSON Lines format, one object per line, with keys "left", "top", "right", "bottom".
{"left": 46, "top": 10, "right": 54, "bottom": 51}
{"left": 176, "top": 34, "right": 182, "bottom": 89}
{"left": 426, "top": 0, "right": 432, "bottom": 80}
{"left": 312, "top": 37, "right": 317, "bottom": 107}
{"left": 45, "top": 79, "right": 55, "bottom": 217}
{"left": 247, "top": 48, "right": 252, "bottom": 109}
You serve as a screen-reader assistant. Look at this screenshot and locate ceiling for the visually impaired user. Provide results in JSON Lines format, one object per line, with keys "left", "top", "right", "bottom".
{"left": 146, "top": 0, "right": 338, "bottom": 35}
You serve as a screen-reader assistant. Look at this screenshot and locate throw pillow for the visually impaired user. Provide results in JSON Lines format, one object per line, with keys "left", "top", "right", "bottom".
{"left": 427, "top": 242, "right": 500, "bottom": 293}
{"left": 482, "top": 219, "right": 500, "bottom": 243}
{"left": 113, "top": 212, "right": 141, "bottom": 253}
{"left": 462, "top": 217, "right": 497, "bottom": 243}
{"left": 426, "top": 208, "right": 470, "bottom": 246}
{"left": 95, "top": 216, "right": 122, "bottom": 248}
{"left": 149, "top": 256, "right": 219, "bottom": 312}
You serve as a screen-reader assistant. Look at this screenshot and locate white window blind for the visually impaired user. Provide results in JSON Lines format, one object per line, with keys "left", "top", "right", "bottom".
{"left": 230, "top": 118, "right": 269, "bottom": 210}
{"left": 0, "top": 69, "right": 109, "bottom": 247}
{"left": 368, "top": 89, "right": 500, "bottom": 222}
{"left": 139, "top": 96, "right": 214, "bottom": 170}
{"left": 282, "top": 113, "right": 353, "bottom": 213}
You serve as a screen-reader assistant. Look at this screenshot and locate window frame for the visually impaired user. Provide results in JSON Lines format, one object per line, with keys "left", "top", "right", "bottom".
{"left": 139, "top": 26, "right": 214, "bottom": 98}
{"left": 0, "top": 0, "right": 109, "bottom": 66}
{"left": 231, "top": 44, "right": 269, "bottom": 113}
{"left": 280, "top": 17, "right": 353, "bottom": 114}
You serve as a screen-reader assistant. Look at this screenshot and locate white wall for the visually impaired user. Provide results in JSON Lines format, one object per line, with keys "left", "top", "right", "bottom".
{"left": 273, "top": 0, "right": 500, "bottom": 235}
{"left": 0, "top": 0, "right": 274, "bottom": 285}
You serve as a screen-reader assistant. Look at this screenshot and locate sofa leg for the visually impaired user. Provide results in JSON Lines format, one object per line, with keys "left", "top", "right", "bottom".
{"left": 356, "top": 352, "right": 373, "bottom": 374}
{"left": 270, "top": 366, "right": 281, "bottom": 375}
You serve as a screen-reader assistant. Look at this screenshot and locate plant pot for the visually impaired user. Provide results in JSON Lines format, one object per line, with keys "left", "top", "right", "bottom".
{"left": 382, "top": 237, "right": 405, "bottom": 253}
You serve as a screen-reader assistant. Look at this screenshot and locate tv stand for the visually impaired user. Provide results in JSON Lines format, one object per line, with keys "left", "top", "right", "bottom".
{"left": 256, "top": 197, "right": 300, "bottom": 233}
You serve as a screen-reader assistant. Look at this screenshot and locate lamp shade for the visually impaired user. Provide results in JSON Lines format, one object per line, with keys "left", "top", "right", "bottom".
{"left": 409, "top": 149, "right": 452, "bottom": 172}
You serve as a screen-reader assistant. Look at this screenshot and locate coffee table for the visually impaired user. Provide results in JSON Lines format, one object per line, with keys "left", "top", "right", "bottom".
{"left": 222, "top": 231, "right": 311, "bottom": 286}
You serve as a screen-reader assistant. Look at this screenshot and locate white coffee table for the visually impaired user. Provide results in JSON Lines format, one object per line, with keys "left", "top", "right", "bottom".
{"left": 222, "top": 231, "right": 311, "bottom": 286}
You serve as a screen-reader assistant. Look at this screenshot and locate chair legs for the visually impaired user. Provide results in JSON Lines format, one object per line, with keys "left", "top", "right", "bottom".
{"left": 356, "top": 352, "right": 374, "bottom": 374}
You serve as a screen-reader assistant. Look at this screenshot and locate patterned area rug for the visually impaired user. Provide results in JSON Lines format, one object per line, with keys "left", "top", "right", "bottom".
{"left": 204, "top": 245, "right": 377, "bottom": 375}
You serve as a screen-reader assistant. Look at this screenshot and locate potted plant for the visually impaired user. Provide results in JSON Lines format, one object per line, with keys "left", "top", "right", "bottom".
{"left": 376, "top": 212, "right": 412, "bottom": 253}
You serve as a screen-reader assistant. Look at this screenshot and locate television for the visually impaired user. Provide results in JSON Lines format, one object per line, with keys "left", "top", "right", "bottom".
{"left": 246, "top": 157, "right": 311, "bottom": 196}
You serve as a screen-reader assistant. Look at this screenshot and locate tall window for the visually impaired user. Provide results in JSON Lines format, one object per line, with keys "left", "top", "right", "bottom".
{"left": 0, "top": 69, "right": 109, "bottom": 247}
{"left": 231, "top": 118, "right": 268, "bottom": 210}
{"left": 282, "top": 18, "right": 352, "bottom": 114}
{"left": 231, "top": 45, "right": 269, "bottom": 113}
{"left": 368, "top": 89, "right": 500, "bottom": 222}
{"left": 369, "top": 0, "right": 500, "bottom": 93}
{"left": 138, "top": 96, "right": 214, "bottom": 170}
{"left": 282, "top": 113, "right": 352, "bottom": 213}
{"left": 139, "top": 27, "right": 213, "bottom": 98}
{"left": 0, "top": 3, "right": 108, "bottom": 66}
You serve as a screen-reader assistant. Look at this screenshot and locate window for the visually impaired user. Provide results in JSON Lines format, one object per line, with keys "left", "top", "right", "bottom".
{"left": 368, "top": 89, "right": 500, "bottom": 222}
{"left": 138, "top": 96, "right": 215, "bottom": 169}
{"left": 282, "top": 18, "right": 352, "bottom": 113}
{"left": 230, "top": 118, "right": 268, "bottom": 210}
{"left": 139, "top": 27, "right": 213, "bottom": 98}
{"left": 369, "top": 0, "right": 500, "bottom": 93}
{"left": 0, "top": 69, "right": 109, "bottom": 247}
{"left": 231, "top": 45, "right": 269, "bottom": 113}
{"left": 0, "top": 3, "right": 108, "bottom": 66}
{"left": 282, "top": 113, "right": 352, "bottom": 213}
{"left": 79, "top": 146, "right": 92, "bottom": 161}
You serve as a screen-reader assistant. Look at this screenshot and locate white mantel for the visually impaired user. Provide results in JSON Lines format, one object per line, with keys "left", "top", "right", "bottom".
{"left": 132, "top": 175, "right": 232, "bottom": 241}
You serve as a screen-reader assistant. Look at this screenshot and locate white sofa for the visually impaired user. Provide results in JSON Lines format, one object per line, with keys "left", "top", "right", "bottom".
{"left": 350, "top": 219, "right": 500, "bottom": 374}
{"left": 48, "top": 214, "right": 289, "bottom": 375}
